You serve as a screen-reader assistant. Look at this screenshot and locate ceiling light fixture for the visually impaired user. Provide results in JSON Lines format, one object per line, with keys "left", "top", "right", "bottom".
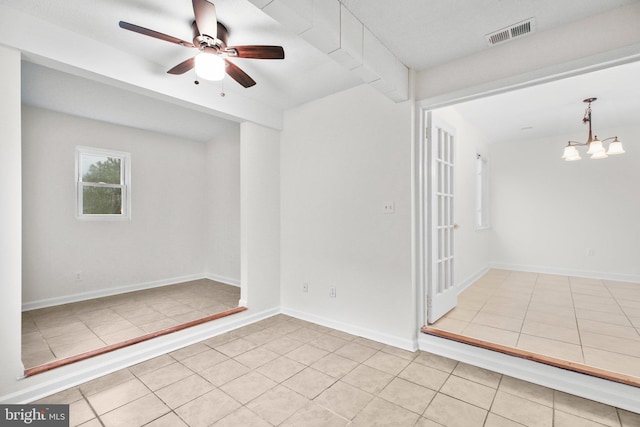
{"left": 562, "top": 98, "right": 625, "bottom": 161}
{"left": 194, "top": 52, "right": 226, "bottom": 81}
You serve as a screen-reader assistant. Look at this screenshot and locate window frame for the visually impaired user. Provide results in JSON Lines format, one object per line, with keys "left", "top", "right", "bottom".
{"left": 75, "top": 146, "right": 131, "bottom": 220}
{"left": 475, "top": 154, "right": 490, "bottom": 230}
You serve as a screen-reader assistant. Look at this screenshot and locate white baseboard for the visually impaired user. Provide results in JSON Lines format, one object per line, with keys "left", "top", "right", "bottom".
{"left": 490, "top": 262, "right": 640, "bottom": 283}
{"left": 456, "top": 265, "right": 489, "bottom": 295}
{"left": 281, "top": 307, "right": 417, "bottom": 351}
{"left": 1, "top": 306, "right": 279, "bottom": 404}
{"left": 419, "top": 333, "right": 640, "bottom": 414}
{"left": 205, "top": 274, "right": 241, "bottom": 287}
{"left": 22, "top": 273, "right": 242, "bottom": 312}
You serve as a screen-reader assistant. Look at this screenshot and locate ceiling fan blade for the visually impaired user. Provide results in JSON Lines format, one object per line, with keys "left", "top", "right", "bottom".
{"left": 224, "top": 59, "right": 256, "bottom": 88}
{"left": 225, "top": 45, "right": 285, "bottom": 60}
{"left": 192, "top": 0, "right": 217, "bottom": 39}
{"left": 167, "top": 57, "right": 196, "bottom": 75}
{"left": 119, "top": 21, "right": 195, "bottom": 48}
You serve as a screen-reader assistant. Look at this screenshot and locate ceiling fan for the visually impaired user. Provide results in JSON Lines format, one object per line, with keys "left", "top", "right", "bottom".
{"left": 119, "top": 0, "right": 285, "bottom": 88}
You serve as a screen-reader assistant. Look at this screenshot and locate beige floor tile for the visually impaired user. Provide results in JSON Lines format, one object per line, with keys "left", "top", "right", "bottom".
{"left": 554, "top": 410, "right": 612, "bottom": 427}
{"left": 413, "top": 351, "right": 458, "bottom": 373}
{"left": 282, "top": 367, "right": 337, "bottom": 399}
{"left": 575, "top": 309, "right": 632, "bottom": 327}
{"left": 490, "top": 390, "right": 552, "bottom": 427}
{"left": 379, "top": 377, "right": 435, "bottom": 414}
{"left": 619, "top": 408, "right": 640, "bottom": 426}
{"left": 154, "top": 374, "right": 214, "bottom": 409}
{"left": 286, "top": 343, "right": 330, "bottom": 365}
{"left": 169, "top": 343, "right": 212, "bottom": 361}
{"left": 524, "top": 309, "right": 577, "bottom": 329}
{"left": 100, "top": 394, "right": 169, "bottom": 427}
{"left": 314, "top": 381, "right": 373, "bottom": 420}
{"left": 260, "top": 335, "right": 304, "bottom": 355}
{"left": 137, "top": 362, "right": 193, "bottom": 391}
{"left": 219, "top": 371, "right": 276, "bottom": 404}
{"left": 51, "top": 337, "right": 107, "bottom": 359}
{"left": 352, "top": 336, "right": 386, "bottom": 350}
{"left": 86, "top": 378, "right": 150, "bottom": 415}
{"left": 180, "top": 348, "right": 229, "bottom": 371}
{"left": 352, "top": 397, "right": 420, "bottom": 426}
{"left": 77, "top": 418, "right": 102, "bottom": 427}
{"left": 311, "top": 353, "right": 359, "bottom": 378}
{"left": 582, "top": 331, "right": 640, "bottom": 358}
{"left": 398, "top": 361, "right": 449, "bottom": 391}
{"left": 281, "top": 402, "right": 349, "bottom": 427}
{"left": 246, "top": 384, "right": 310, "bottom": 425}
{"left": 212, "top": 407, "right": 271, "bottom": 427}
{"left": 79, "top": 370, "right": 136, "bottom": 397}
{"left": 554, "top": 391, "right": 620, "bottom": 427}
{"left": 287, "top": 326, "right": 326, "bottom": 343}
{"left": 334, "top": 342, "right": 378, "bottom": 363}
{"left": 582, "top": 347, "right": 640, "bottom": 377}
{"left": 578, "top": 318, "right": 640, "bottom": 341}
{"left": 462, "top": 323, "right": 519, "bottom": 347}
{"left": 498, "top": 376, "right": 553, "bottom": 407}
{"left": 99, "top": 326, "right": 147, "bottom": 345}
{"left": 445, "top": 306, "right": 478, "bottom": 322}
{"left": 175, "top": 389, "right": 240, "bottom": 427}
{"left": 69, "top": 398, "right": 96, "bottom": 427}
{"left": 199, "top": 358, "right": 250, "bottom": 387}
{"left": 128, "top": 354, "right": 175, "bottom": 377}
{"left": 473, "top": 311, "right": 524, "bottom": 332}
{"left": 310, "top": 334, "right": 349, "bottom": 352}
{"left": 484, "top": 413, "right": 526, "bottom": 427}
{"left": 234, "top": 346, "right": 279, "bottom": 369}
{"left": 40, "top": 321, "right": 91, "bottom": 339}
{"left": 363, "top": 351, "right": 411, "bottom": 376}
{"left": 440, "top": 375, "right": 495, "bottom": 409}
{"left": 211, "top": 337, "right": 257, "bottom": 358}
{"left": 452, "top": 362, "right": 501, "bottom": 388}
{"left": 34, "top": 387, "right": 83, "bottom": 405}
{"left": 516, "top": 334, "right": 584, "bottom": 363}
{"left": 256, "top": 355, "right": 305, "bottom": 383}
{"left": 144, "top": 412, "right": 189, "bottom": 427}
{"left": 431, "top": 317, "right": 469, "bottom": 333}
{"left": 423, "top": 393, "right": 487, "bottom": 427}
{"left": 342, "top": 364, "right": 394, "bottom": 394}
{"left": 521, "top": 319, "right": 580, "bottom": 344}
{"left": 415, "top": 417, "right": 447, "bottom": 427}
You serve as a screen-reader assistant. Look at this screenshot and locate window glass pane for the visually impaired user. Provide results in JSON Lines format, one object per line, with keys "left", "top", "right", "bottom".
{"left": 83, "top": 186, "right": 122, "bottom": 214}
{"left": 82, "top": 154, "right": 121, "bottom": 184}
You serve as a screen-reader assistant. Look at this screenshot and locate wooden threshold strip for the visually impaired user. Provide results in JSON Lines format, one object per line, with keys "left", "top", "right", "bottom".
{"left": 421, "top": 326, "right": 640, "bottom": 388}
{"left": 25, "top": 306, "right": 248, "bottom": 377}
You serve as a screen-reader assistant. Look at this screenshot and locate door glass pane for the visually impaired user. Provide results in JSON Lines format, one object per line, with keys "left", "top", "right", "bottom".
{"left": 81, "top": 154, "right": 122, "bottom": 184}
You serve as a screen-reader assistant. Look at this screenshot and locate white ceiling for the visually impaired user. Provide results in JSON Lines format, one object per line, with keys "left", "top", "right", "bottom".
{"left": 2, "top": 0, "right": 638, "bottom": 141}
{"left": 450, "top": 60, "right": 640, "bottom": 145}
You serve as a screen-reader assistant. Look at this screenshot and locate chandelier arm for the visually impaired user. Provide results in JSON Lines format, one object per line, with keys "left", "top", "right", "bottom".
{"left": 599, "top": 136, "right": 618, "bottom": 143}
{"left": 567, "top": 140, "right": 588, "bottom": 147}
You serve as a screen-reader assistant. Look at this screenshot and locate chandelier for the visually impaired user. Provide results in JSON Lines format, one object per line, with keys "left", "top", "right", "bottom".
{"left": 562, "top": 98, "right": 625, "bottom": 161}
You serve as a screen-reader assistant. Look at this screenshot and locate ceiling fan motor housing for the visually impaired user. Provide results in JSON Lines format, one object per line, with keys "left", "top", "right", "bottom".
{"left": 192, "top": 21, "right": 228, "bottom": 52}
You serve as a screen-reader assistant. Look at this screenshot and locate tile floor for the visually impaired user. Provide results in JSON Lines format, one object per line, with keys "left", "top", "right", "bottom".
{"left": 34, "top": 314, "right": 639, "bottom": 426}
{"left": 22, "top": 279, "right": 241, "bottom": 368}
{"left": 430, "top": 270, "right": 640, "bottom": 379}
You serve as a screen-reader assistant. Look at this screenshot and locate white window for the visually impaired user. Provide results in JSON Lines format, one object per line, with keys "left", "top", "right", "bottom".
{"left": 475, "top": 154, "right": 490, "bottom": 229}
{"left": 76, "top": 146, "right": 130, "bottom": 219}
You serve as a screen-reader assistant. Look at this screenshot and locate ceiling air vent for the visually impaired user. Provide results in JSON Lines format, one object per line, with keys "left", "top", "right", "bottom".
{"left": 485, "top": 18, "right": 536, "bottom": 46}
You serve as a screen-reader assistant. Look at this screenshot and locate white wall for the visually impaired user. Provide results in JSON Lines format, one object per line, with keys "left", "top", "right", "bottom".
{"left": 206, "top": 127, "right": 241, "bottom": 283}
{"left": 22, "top": 107, "right": 241, "bottom": 306}
{"left": 434, "top": 107, "right": 491, "bottom": 288}
{"left": 240, "top": 122, "right": 281, "bottom": 311}
{"left": 489, "top": 124, "right": 640, "bottom": 279}
{"left": 280, "top": 84, "right": 415, "bottom": 347}
{"left": 0, "top": 45, "right": 24, "bottom": 398}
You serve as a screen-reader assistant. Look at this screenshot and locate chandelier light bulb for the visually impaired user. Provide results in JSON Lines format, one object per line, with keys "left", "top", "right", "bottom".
{"left": 606, "top": 138, "right": 625, "bottom": 155}
{"left": 586, "top": 138, "right": 604, "bottom": 155}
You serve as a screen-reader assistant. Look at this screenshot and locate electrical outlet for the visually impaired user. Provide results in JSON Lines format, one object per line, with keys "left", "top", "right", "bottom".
{"left": 329, "top": 287, "right": 336, "bottom": 298}
{"left": 383, "top": 201, "right": 395, "bottom": 214}
{"left": 302, "top": 282, "right": 309, "bottom": 293}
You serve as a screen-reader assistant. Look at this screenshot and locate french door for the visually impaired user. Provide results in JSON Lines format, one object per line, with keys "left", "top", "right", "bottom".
{"left": 426, "top": 112, "right": 457, "bottom": 324}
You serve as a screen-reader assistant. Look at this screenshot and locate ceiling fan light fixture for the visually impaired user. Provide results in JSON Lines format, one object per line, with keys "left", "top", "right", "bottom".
{"left": 194, "top": 52, "right": 225, "bottom": 81}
